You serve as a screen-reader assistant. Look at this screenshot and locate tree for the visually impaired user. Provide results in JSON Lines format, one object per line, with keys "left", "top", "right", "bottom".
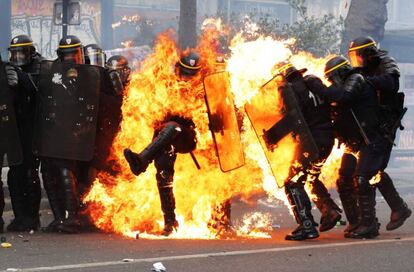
{"left": 341, "top": 0, "right": 389, "bottom": 53}
{"left": 282, "top": 0, "right": 343, "bottom": 57}
{"left": 178, "top": 0, "right": 197, "bottom": 49}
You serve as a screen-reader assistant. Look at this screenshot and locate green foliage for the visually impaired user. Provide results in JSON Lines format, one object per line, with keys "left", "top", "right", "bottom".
{"left": 283, "top": 0, "right": 344, "bottom": 56}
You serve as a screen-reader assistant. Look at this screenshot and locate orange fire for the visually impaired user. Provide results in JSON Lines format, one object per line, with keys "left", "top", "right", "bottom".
{"left": 84, "top": 20, "right": 344, "bottom": 239}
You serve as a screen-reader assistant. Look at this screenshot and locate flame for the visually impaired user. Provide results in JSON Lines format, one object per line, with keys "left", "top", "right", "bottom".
{"left": 85, "top": 21, "right": 344, "bottom": 239}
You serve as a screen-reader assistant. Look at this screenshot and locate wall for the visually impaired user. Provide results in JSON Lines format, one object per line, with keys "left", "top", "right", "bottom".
{"left": 386, "top": 0, "right": 414, "bottom": 31}
{"left": 11, "top": 0, "right": 101, "bottom": 58}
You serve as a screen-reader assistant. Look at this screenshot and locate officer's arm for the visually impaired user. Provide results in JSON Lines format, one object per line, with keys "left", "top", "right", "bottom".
{"left": 304, "top": 75, "right": 342, "bottom": 102}
{"left": 366, "top": 73, "right": 399, "bottom": 94}
{"left": 366, "top": 57, "right": 400, "bottom": 94}
{"left": 327, "top": 73, "right": 364, "bottom": 105}
{"left": 103, "top": 68, "right": 124, "bottom": 96}
{"left": 17, "top": 69, "right": 38, "bottom": 94}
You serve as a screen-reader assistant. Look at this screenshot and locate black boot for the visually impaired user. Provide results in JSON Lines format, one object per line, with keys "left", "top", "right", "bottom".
{"left": 310, "top": 179, "right": 342, "bottom": 232}
{"left": 376, "top": 172, "right": 412, "bottom": 231}
{"left": 56, "top": 168, "right": 80, "bottom": 234}
{"left": 42, "top": 162, "right": 64, "bottom": 233}
{"left": 124, "top": 122, "right": 181, "bottom": 176}
{"left": 348, "top": 176, "right": 379, "bottom": 239}
{"left": 285, "top": 183, "right": 319, "bottom": 241}
{"left": 158, "top": 186, "right": 178, "bottom": 236}
{"left": 336, "top": 175, "right": 360, "bottom": 237}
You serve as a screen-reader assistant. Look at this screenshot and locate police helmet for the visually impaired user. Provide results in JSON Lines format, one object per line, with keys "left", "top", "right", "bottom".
{"left": 348, "top": 36, "right": 378, "bottom": 68}
{"left": 106, "top": 55, "right": 131, "bottom": 85}
{"left": 57, "top": 35, "right": 84, "bottom": 64}
{"left": 324, "top": 55, "right": 352, "bottom": 85}
{"left": 8, "top": 35, "right": 36, "bottom": 66}
{"left": 84, "top": 43, "right": 106, "bottom": 67}
{"left": 177, "top": 51, "right": 201, "bottom": 77}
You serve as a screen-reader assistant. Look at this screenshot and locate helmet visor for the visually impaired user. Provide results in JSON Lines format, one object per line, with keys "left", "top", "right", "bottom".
{"left": 60, "top": 47, "right": 84, "bottom": 64}
{"left": 86, "top": 49, "right": 105, "bottom": 67}
{"left": 9, "top": 47, "right": 31, "bottom": 66}
{"left": 348, "top": 50, "right": 363, "bottom": 67}
{"left": 119, "top": 67, "right": 131, "bottom": 85}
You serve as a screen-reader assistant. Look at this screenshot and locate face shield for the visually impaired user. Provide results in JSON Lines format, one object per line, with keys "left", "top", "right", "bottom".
{"left": 348, "top": 50, "right": 363, "bottom": 68}
{"left": 59, "top": 47, "right": 84, "bottom": 64}
{"left": 118, "top": 66, "right": 131, "bottom": 85}
{"left": 85, "top": 50, "right": 106, "bottom": 67}
{"left": 106, "top": 61, "right": 131, "bottom": 85}
{"left": 326, "top": 73, "right": 343, "bottom": 86}
{"left": 9, "top": 47, "right": 32, "bottom": 66}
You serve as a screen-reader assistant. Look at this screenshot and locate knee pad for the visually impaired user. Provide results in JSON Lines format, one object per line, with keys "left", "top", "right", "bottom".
{"left": 353, "top": 176, "right": 372, "bottom": 194}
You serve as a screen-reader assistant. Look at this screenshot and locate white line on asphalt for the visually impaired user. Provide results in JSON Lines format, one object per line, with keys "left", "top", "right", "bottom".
{"left": 5, "top": 236, "right": 414, "bottom": 272}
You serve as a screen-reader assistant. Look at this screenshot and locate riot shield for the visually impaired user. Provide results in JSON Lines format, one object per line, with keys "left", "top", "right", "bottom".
{"left": 203, "top": 71, "right": 245, "bottom": 172}
{"left": 0, "top": 62, "right": 23, "bottom": 166}
{"left": 33, "top": 61, "right": 102, "bottom": 161}
{"left": 245, "top": 76, "right": 319, "bottom": 187}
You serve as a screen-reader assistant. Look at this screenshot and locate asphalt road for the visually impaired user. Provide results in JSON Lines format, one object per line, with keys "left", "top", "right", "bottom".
{"left": 1, "top": 192, "right": 413, "bottom": 272}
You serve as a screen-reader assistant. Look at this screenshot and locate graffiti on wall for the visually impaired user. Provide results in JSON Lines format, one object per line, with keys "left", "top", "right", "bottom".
{"left": 11, "top": 0, "right": 101, "bottom": 58}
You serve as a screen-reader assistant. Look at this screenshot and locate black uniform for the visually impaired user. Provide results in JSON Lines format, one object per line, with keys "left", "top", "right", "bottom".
{"left": 1, "top": 56, "right": 21, "bottom": 233}
{"left": 6, "top": 50, "right": 43, "bottom": 232}
{"left": 124, "top": 51, "right": 200, "bottom": 236}
{"left": 308, "top": 64, "right": 383, "bottom": 238}
{"left": 0, "top": 169, "right": 3, "bottom": 233}
{"left": 349, "top": 37, "right": 411, "bottom": 231}
{"left": 40, "top": 36, "right": 88, "bottom": 234}
{"left": 125, "top": 115, "right": 197, "bottom": 236}
{"left": 277, "top": 66, "right": 341, "bottom": 240}
{"left": 77, "top": 53, "right": 126, "bottom": 199}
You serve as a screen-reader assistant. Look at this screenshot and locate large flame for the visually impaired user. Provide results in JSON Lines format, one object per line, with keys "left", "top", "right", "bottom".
{"left": 85, "top": 20, "right": 344, "bottom": 239}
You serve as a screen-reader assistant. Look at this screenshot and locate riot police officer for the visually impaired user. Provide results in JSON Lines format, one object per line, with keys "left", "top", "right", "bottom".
{"left": 106, "top": 55, "right": 131, "bottom": 87}
{"left": 5, "top": 35, "right": 43, "bottom": 232}
{"left": 84, "top": 43, "right": 106, "bottom": 67}
{"left": 268, "top": 63, "right": 341, "bottom": 240}
{"left": 40, "top": 35, "right": 86, "bottom": 233}
{"left": 348, "top": 37, "right": 411, "bottom": 230}
{"left": 124, "top": 51, "right": 200, "bottom": 236}
{"left": 77, "top": 51, "right": 128, "bottom": 200}
{"left": 307, "top": 56, "right": 384, "bottom": 238}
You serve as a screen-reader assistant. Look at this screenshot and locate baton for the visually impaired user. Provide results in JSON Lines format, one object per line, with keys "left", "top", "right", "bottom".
{"left": 190, "top": 151, "right": 201, "bottom": 170}
{"left": 350, "top": 109, "right": 371, "bottom": 146}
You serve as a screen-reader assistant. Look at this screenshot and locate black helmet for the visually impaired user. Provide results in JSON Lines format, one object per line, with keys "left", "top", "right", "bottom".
{"left": 276, "top": 62, "right": 307, "bottom": 80}
{"left": 348, "top": 36, "right": 378, "bottom": 68}
{"left": 57, "top": 35, "right": 84, "bottom": 64}
{"left": 324, "top": 55, "right": 352, "bottom": 85}
{"left": 106, "top": 55, "right": 131, "bottom": 85}
{"left": 84, "top": 43, "right": 106, "bottom": 67}
{"left": 177, "top": 51, "right": 201, "bottom": 77}
{"left": 8, "top": 35, "right": 36, "bottom": 66}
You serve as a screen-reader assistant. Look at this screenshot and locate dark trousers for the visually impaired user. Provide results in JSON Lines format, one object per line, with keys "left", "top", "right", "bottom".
{"left": 7, "top": 142, "right": 41, "bottom": 223}
{"left": 154, "top": 146, "right": 177, "bottom": 225}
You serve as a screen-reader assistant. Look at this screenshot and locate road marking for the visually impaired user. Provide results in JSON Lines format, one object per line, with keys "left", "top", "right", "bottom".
{"left": 6, "top": 236, "right": 414, "bottom": 272}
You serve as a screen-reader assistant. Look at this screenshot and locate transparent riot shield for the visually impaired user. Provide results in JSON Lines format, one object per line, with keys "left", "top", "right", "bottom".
{"left": 204, "top": 71, "right": 245, "bottom": 172}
